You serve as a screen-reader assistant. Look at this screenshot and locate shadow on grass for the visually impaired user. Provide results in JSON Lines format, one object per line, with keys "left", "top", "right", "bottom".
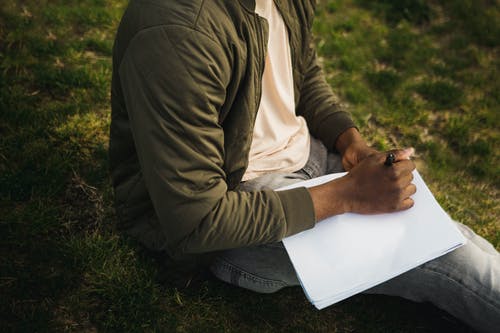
{"left": 1, "top": 0, "right": 497, "bottom": 331}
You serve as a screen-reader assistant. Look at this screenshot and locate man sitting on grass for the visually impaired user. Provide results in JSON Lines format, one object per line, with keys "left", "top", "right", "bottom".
{"left": 109, "top": 1, "right": 499, "bottom": 331}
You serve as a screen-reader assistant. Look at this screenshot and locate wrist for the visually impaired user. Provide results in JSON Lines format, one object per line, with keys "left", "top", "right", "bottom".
{"left": 308, "top": 177, "right": 351, "bottom": 222}
{"left": 335, "top": 127, "right": 365, "bottom": 155}
{"left": 335, "top": 175, "right": 353, "bottom": 214}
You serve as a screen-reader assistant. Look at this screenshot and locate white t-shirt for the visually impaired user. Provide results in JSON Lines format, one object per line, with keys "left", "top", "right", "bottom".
{"left": 243, "top": 0, "right": 311, "bottom": 181}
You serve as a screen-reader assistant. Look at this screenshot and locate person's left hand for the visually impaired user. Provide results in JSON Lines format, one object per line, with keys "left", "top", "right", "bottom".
{"left": 341, "top": 141, "right": 379, "bottom": 171}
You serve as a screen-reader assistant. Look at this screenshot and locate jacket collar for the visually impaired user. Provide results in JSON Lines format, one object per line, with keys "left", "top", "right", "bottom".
{"left": 238, "top": 0, "right": 286, "bottom": 13}
{"left": 238, "top": 0, "right": 298, "bottom": 71}
{"left": 238, "top": 0, "right": 255, "bottom": 13}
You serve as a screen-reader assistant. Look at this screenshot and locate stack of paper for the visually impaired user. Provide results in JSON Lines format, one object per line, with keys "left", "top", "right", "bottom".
{"left": 280, "top": 170, "right": 466, "bottom": 309}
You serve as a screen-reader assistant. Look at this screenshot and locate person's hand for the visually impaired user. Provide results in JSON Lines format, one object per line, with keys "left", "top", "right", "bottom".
{"left": 334, "top": 128, "right": 378, "bottom": 171}
{"left": 340, "top": 148, "right": 416, "bottom": 215}
{"left": 341, "top": 141, "right": 379, "bottom": 171}
{"left": 308, "top": 148, "right": 416, "bottom": 221}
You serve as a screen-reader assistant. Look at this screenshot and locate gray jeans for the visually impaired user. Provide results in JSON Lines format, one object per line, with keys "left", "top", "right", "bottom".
{"left": 210, "top": 137, "right": 500, "bottom": 333}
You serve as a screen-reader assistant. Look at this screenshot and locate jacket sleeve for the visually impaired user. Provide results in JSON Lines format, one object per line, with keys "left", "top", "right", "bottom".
{"left": 118, "top": 26, "right": 315, "bottom": 257}
{"left": 296, "top": 41, "right": 356, "bottom": 151}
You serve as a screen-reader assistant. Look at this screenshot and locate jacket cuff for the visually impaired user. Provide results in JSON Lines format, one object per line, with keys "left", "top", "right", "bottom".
{"left": 276, "top": 187, "right": 316, "bottom": 237}
{"left": 317, "top": 111, "right": 356, "bottom": 152}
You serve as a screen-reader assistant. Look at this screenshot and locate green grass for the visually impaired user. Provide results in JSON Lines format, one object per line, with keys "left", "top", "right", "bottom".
{"left": 1, "top": 0, "right": 498, "bottom": 331}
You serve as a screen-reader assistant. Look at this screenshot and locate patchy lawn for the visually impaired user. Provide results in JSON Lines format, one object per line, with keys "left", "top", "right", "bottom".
{"left": 1, "top": 0, "right": 497, "bottom": 331}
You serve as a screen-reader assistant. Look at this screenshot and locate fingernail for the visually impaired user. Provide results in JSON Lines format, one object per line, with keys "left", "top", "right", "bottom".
{"left": 404, "top": 147, "right": 415, "bottom": 158}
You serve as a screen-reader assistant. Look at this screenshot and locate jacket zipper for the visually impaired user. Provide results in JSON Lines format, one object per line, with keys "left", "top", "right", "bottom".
{"left": 254, "top": 13, "right": 267, "bottom": 114}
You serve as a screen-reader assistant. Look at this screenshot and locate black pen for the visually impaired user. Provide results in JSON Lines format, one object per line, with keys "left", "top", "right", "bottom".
{"left": 385, "top": 152, "right": 396, "bottom": 166}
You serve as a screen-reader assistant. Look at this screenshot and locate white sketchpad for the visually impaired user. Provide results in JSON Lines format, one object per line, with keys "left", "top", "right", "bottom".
{"left": 279, "top": 170, "right": 466, "bottom": 309}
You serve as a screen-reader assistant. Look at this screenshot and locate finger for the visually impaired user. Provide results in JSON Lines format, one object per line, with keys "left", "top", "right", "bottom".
{"left": 393, "top": 159, "right": 416, "bottom": 174}
{"left": 342, "top": 156, "right": 355, "bottom": 171}
{"left": 386, "top": 160, "right": 415, "bottom": 180}
{"left": 397, "top": 172, "right": 414, "bottom": 188}
{"left": 401, "top": 183, "right": 417, "bottom": 199}
{"left": 359, "top": 147, "right": 379, "bottom": 160}
{"left": 399, "top": 197, "right": 415, "bottom": 211}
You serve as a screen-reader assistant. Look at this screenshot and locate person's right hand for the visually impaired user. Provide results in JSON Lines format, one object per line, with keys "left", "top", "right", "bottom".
{"left": 308, "top": 148, "right": 416, "bottom": 221}
{"left": 339, "top": 148, "right": 416, "bottom": 215}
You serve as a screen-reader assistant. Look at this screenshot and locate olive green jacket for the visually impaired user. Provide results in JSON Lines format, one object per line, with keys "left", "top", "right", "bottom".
{"left": 109, "top": 0, "right": 355, "bottom": 259}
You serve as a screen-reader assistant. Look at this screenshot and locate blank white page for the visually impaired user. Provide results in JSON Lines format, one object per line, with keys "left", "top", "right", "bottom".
{"left": 280, "top": 170, "right": 466, "bottom": 309}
